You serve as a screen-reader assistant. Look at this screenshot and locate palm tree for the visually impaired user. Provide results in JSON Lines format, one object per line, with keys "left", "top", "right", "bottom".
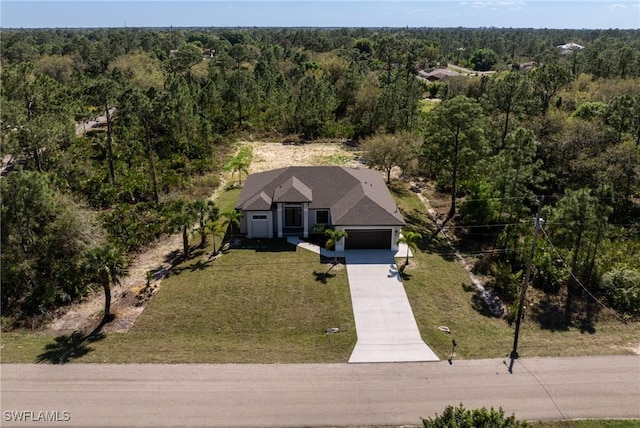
{"left": 224, "top": 147, "right": 252, "bottom": 186}
{"left": 207, "top": 219, "right": 228, "bottom": 256}
{"left": 325, "top": 229, "right": 348, "bottom": 265}
{"left": 145, "top": 270, "right": 154, "bottom": 288}
{"left": 83, "top": 243, "right": 129, "bottom": 324}
{"left": 193, "top": 199, "right": 219, "bottom": 248}
{"left": 231, "top": 158, "right": 249, "bottom": 186}
{"left": 223, "top": 209, "right": 243, "bottom": 241}
{"left": 170, "top": 201, "right": 199, "bottom": 260}
{"left": 398, "top": 230, "right": 422, "bottom": 268}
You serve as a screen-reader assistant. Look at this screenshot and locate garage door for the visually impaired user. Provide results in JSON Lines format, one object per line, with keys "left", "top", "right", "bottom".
{"left": 251, "top": 214, "right": 270, "bottom": 238}
{"left": 345, "top": 229, "right": 392, "bottom": 249}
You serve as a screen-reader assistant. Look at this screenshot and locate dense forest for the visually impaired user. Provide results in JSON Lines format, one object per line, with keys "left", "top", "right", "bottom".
{"left": 1, "top": 27, "right": 639, "bottom": 329}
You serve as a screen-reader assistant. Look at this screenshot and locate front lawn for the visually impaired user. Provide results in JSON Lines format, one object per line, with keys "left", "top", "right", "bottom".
{"left": 1, "top": 237, "right": 355, "bottom": 363}
{"left": 126, "top": 238, "right": 355, "bottom": 363}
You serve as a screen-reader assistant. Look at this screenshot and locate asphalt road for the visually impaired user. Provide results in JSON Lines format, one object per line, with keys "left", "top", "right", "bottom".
{"left": 2, "top": 356, "right": 639, "bottom": 427}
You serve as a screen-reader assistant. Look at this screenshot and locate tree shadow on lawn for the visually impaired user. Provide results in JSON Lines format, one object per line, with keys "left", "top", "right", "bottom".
{"left": 313, "top": 269, "right": 336, "bottom": 284}
{"left": 401, "top": 213, "right": 456, "bottom": 262}
{"left": 421, "top": 236, "right": 456, "bottom": 262}
{"left": 168, "top": 249, "right": 214, "bottom": 276}
{"left": 403, "top": 210, "right": 432, "bottom": 234}
{"left": 164, "top": 249, "right": 182, "bottom": 266}
{"left": 531, "top": 298, "right": 570, "bottom": 332}
{"left": 170, "top": 259, "right": 214, "bottom": 276}
{"left": 462, "top": 283, "right": 503, "bottom": 318}
{"left": 389, "top": 181, "right": 412, "bottom": 198}
{"left": 150, "top": 265, "right": 168, "bottom": 281}
{"left": 531, "top": 297, "right": 598, "bottom": 334}
{"left": 398, "top": 263, "right": 413, "bottom": 281}
{"left": 37, "top": 326, "right": 106, "bottom": 364}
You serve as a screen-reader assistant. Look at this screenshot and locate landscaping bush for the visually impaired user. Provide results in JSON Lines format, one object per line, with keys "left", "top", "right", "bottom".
{"left": 422, "top": 404, "right": 529, "bottom": 428}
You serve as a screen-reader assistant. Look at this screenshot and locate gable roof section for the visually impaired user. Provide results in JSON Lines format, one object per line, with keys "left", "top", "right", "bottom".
{"left": 235, "top": 168, "right": 288, "bottom": 210}
{"left": 273, "top": 176, "right": 312, "bottom": 203}
{"left": 235, "top": 166, "right": 404, "bottom": 226}
{"left": 243, "top": 190, "right": 272, "bottom": 211}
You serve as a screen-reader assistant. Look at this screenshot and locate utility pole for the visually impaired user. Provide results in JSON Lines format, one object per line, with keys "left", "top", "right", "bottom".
{"left": 510, "top": 195, "right": 545, "bottom": 361}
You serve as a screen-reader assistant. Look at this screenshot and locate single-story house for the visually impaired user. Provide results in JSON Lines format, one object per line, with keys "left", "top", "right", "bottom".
{"left": 418, "top": 68, "right": 464, "bottom": 81}
{"left": 234, "top": 166, "right": 405, "bottom": 251}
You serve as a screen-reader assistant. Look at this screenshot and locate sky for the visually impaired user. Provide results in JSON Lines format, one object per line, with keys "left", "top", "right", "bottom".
{"left": 1, "top": 0, "right": 639, "bottom": 30}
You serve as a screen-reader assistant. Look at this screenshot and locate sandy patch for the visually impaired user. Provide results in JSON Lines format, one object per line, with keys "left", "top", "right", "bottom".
{"left": 243, "top": 141, "right": 363, "bottom": 174}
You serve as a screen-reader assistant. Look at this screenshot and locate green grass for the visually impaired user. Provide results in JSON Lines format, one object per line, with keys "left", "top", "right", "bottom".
{"left": 313, "top": 153, "right": 354, "bottom": 165}
{"left": 216, "top": 186, "right": 242, "bottom": 212}
{"left": 419, "top": 99, "right": 439, "bottom": 114}
{"left": 390, "top": 181, "right": 638, "bottom": 360}
{"left": 1, "top": 239, "right": 355, "bottom": 363}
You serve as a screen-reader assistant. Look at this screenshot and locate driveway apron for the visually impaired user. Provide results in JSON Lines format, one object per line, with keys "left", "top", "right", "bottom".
{"left": 345, "top": 250, "right": 439, "bottom": 363}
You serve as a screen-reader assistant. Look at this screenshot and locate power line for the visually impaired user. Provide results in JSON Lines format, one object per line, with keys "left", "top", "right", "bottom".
{"left": 539, "top": 227, "right": 626, "bottom": 323}
{"left": 445, "top": 222, "right": 525, "bottom": 229}
{"left": 427, "top": 221, "right": 637, "bottom": 230}
{"left": 454, "top": 196, "right": 532, "bottom": 202}
{"left": 440, "top": 193, "right": 634, "bottom": 205}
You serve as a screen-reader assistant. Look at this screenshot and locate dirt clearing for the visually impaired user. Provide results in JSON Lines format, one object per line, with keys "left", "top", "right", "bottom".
{"left": 243, "top": 141, "right": 362, "bottom": 174}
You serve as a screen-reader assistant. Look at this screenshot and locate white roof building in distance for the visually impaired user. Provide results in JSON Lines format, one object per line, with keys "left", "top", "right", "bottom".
{"left": 557, "top": 42, "right": 584, "bottom": 54}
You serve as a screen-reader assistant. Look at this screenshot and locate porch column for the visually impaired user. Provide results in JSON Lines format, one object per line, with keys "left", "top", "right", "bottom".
{"left": 303, "top": 203, "right": 309, "bottom": 238}
{"left": 277, "top": 203, "right": 283, "bottom": 238}
{"left": 247, "top": 211, "right": 253, "bottom": 239}
{"left": 391, "top": 227, "right": 400, "bottom": 251}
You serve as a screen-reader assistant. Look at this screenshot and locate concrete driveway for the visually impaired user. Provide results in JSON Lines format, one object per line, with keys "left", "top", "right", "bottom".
{"left": 345, "top": 250, "right": 439, "bottom": 363}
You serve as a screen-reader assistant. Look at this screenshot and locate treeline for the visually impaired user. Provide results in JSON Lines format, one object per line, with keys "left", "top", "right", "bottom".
{"left": 1, "top": 27, "right": 639, "bottom": 327}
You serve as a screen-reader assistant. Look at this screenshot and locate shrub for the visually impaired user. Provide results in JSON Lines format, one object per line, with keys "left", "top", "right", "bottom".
{"left": 488, "top": 262, "right": 523, "bottom": 304}
{"left": 459, "top": 179, "right": 499, "bottom": 226}
{"left": 601, "top": 266, "right": 640, "bottom": 318}
{"left": 422, "top": 404, "right": 529, "bottom": 428}
{"left": 102, "top": 200, "right": 184, "bottom": 252}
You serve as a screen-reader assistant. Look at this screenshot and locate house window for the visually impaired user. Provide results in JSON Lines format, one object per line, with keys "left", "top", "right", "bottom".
{"left": 285, "top": 206, "right": 302, "bottom": 227}
{"left": 252, "top": 214, "right": 268, "bottom": 220}
{"left": 316, "top": 210, "right": 329, "bottom": 224}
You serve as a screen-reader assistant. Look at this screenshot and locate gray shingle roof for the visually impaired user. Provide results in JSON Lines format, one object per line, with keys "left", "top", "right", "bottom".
{"left": 235, "top": 166, "right": 405, "bottom": 226}
{"left": 419, "top": 68, "right": 463, "bottom": 81}
{"left": 273, "top": 176, "right": 313, "bottom": 202}
{"left": 243, "top": 191, "right": 272, "bottom": 211}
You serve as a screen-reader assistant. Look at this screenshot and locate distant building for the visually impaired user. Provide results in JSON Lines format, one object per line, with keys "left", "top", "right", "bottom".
{"left": 418, "top": 68, "right": 464, "bottom": 81}
{"left": 557, "top": 43, "right": 584, "bottom": 55}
